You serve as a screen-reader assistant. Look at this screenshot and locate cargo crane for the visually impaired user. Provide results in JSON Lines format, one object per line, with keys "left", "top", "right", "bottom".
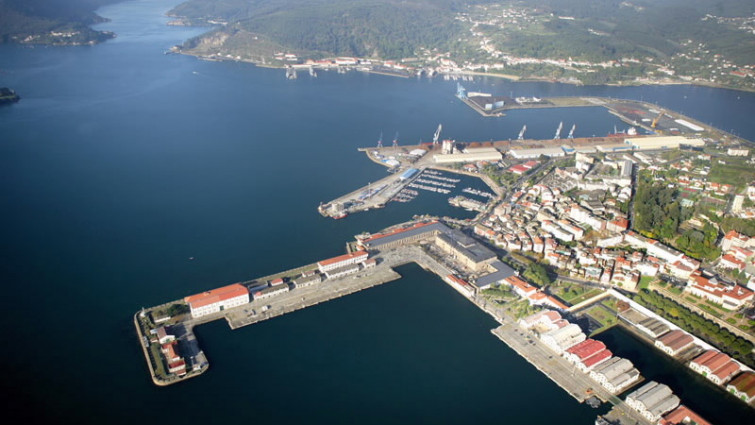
{"left": 377, "top": 132, "right": 383, "bottom": 148}
{"left": 392, "top": 132, "right": 399, "bottom": 148}
{"left": 433, "top": 124, "right": 442, "bottom": 145}
{"left": 651, "top": 110, "right": 665, "bottom": 129}
{"left": 567, "top": 124, "right": 576, "bottom": 139}
{"left": 517, "top": 125, "right": 527, "bottom": 140}
{"left": 554, "top": 121, "right": 563, "bottom": 139}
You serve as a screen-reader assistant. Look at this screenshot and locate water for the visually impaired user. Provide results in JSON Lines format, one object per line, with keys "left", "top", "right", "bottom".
{"left": 0, "top": 0, "right": 754, "bottom": 423}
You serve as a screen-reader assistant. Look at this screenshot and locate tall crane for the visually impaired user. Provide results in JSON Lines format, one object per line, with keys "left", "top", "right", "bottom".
{"left": 567, "top": 124, "right": 576, "bottom": 139}
{"left": 651, "top": 110, "right": 665, "bottom": 129}
{"left": 392, "top": 131, "right": 399, "bottom": 148}
{"left": 377, "top": 132, "right": 383, "bottom": 148}
{"left": 554, "top": 121, "right": 563, "bottom": 139}
{"left": 433, "top": 124, "right": 442, "bottom": 145}
{"left": 518, "top": 125, "right": 527, "bottom": 140}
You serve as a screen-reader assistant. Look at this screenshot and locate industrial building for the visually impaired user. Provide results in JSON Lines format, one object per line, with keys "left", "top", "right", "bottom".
{"left": 508, "top": 147, "right": 566, "bottom": 159}
{"left": 655, "top": 330, "right": 695, "bottom": 357}
{"left": 252, "top": 284, "right": 289, "bottom": 300}
{"left": 184, "top": 283, "right": 250, "bottom": 319}
{"left": 356, "top": 221, "right": 447, "bottom": 250}
{"left": 433, "top": 147, "right": 502, "bottom": 164}
{"left": 399, "top": 168, "right": 419, "bottom": 181}
{"left": 727, "top": 371, "right": 755, "bottom": 403}
{"left": 589, "top": 357, "right": 640, "bottom": 393}
{"left": 540, "top": 323, "right": 586, "bottom": 354}
{"left": 623, "top": 136, "right": 705, "bottom": 151}
{"left": 324, "top": 263, "right": 361, "bottom": 280}
{"left": 519, "top": 310, "right": 563, "bottom": 331}
{"left": 435, "top": 229, "right": 497, "bottom": 273}
{"left": 292, "top": 273, "right": 323, "bottom": 289}
{"left": 317, "top": 251, "right": 369, "bottom": 273}
{"left": 563, "top": 339, "right": 610, "bottom": 370}
{"left": 689, "top": 350, "right": 740, "bottom": 385}
{"left": 660, "top": 405, "right": 712, "bottom": 425}
{"left": 635, "top": 317, "right": 670, "bottom": 339}
{"left": 626, "top": 381, "right": 680, "bottom": 423}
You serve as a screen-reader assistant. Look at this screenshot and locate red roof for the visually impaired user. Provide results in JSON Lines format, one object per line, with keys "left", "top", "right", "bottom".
{"left": 702, "top": 352, "right": 733, "bottom": 372}
{"left": 162, "top": 342, "right": 179, "bottom": 361}
{"left": 506, "top": 275, "right": 537, "bottom": 294}
{"left": 317, "top": 250, "right": 368, "bottom": 267}
{"left": 566, "top": 339, "right": 607, "bottom": 360}
{"left": 660, "top": 405, "right": 712, "bottom": 425}
{"left": 184, "top": 283, "right": 249, "bottom": 309}
{"left": 360, "top": 221, "right": 437, "bottom": 243}
{"left": 582, "top": 349, "right": 613, "bottom": 368}
{"left": 446, "top": 274, "right": 471, "bottom": 288}
{"left": 168, "top": 359, "right": 186, "bottom": 369}
{"left": 691, "top": 350, "right": 718, "bottom": 367}
{"left": 713, "top": 360, "right": 740, "bottom": 381}
{"left": 729, "top": 371, "right": 755, "bottom": 397}
{"left": 545, "top": 295, "right": 569, "bottom": 310}
{"left": 610, "top": 218, "right": 629, "bottom": 230}
{"left": 657, "top": 329, "right": 694, "bottom": 351}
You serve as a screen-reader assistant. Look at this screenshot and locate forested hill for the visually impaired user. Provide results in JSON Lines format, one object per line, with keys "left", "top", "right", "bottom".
{"left": 171, "top": 0, "right": 483, "bottom": 60}
{"left": 169, "top": 0, "right": 755, "bottom": 89}
{"left": 0, "top": 0, "right": 121, "bottom": 44}
{"left": 171, "top": 0, "right": 755, "bottom": 61}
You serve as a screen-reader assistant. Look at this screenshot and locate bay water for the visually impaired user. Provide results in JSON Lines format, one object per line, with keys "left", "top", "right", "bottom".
{"left": 1, "top": 0, "right": 754, "bottom": 423}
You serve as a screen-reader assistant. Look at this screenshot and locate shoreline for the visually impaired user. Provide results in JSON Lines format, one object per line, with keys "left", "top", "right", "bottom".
{"left": 174, "top": 49, "right": 755, "bottom": 94}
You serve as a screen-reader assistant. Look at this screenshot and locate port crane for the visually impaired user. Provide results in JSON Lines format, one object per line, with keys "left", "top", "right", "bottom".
{"left": 377, "top": 132, "right": 383, "bottom": 148}
{"left": 651, "top": 110, "right": 665, "bottom": 129}
{"left": 554, "top": 121, "right": 563, "bottom": 139}
{"left": 392, "top": 132, "right": 399, "bottom": 148}
{"left": 517, "top": 125, "right": 527, "bottom": 140}
{"left": 432, "top": 124, "right": 442, "bottom": 145}
{"left": 567, "top": 124, "right": 576, "bottom": 139}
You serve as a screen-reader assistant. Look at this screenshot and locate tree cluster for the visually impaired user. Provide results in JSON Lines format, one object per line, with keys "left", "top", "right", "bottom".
{"left": 524, "top": 262, "right": 554, "bottom": 287}
{"left": 634, "top": 179, "right": 689, "bottom": 241}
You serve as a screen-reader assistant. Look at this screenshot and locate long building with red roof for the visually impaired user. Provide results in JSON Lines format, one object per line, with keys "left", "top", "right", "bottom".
{"left": 727, "top": 371, "right": 755, "bottom": 403}
{"left": 660, "top": 405, "right": 712, "bottom": 425}
{"left": 654, "top": 329, "right": 695, "bottom": 357}
{"left": 317, "top": 250, "right": 368, "bottom": 273}
{"left": 564, "top": 339, "right": 607, "bottom": 365}
{"left": 690, "top": 350, "right": 740, "bottom": 385}
{"left": 184, "top": 283, "right": 250, "bottom": 318}
{"left": 356, "top": 221, "right": 447, "bottom": 250}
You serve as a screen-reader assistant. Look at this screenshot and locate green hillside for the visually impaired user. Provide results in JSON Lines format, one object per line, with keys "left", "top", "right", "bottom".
{"left": 0, "top": 0, "right": 120, "bottom": 44}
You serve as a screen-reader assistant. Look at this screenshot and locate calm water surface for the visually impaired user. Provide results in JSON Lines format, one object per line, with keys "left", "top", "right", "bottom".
{"left": 1, "top": 1, "right": 754, "bottom": 423}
